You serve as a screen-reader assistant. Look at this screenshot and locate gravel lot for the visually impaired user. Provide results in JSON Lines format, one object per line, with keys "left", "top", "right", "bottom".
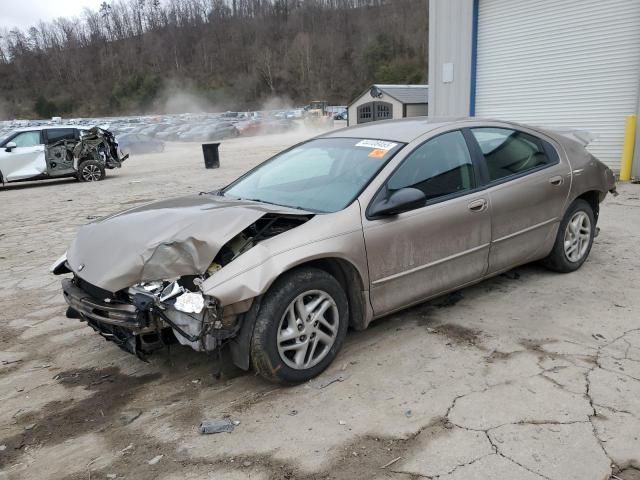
{"left": 1, "top": 127, "right": 639, "bottom": 480}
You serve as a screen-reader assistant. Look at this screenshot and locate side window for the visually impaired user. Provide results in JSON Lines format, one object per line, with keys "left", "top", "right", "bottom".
{"left": 46, "top": 129, "right": 76, "bottom": 144}
{"left": 471, "top": 128, "right": 553, "bottom": 181}
{"left": 11, "top": 131, "right": 42, "bottom": 148}
{"left": 387, "top": 131, "right": 475, "bottom": 202}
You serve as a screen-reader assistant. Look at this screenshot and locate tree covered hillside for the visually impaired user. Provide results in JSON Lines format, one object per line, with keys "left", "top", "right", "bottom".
{"left": 0, "top": 0, "right": 428, "bottom": 118}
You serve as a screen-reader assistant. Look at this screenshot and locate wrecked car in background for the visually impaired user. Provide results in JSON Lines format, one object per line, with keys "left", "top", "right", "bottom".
{"left": 53, "top": 118, "right": 616, "bottom": 384}
{"left": 0, "top": 126, "right": 127, "bottom": 184}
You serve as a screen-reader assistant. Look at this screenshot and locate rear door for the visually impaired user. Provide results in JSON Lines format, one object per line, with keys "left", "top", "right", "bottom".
{"left": 469, "top": 127, "right": 571, "bottom": 274}
{"left": 44, "top": 128, "right": 78, "bottom": 176}
{"left": 362, "top": 130, "right": 491, "bottom": 315}
{"left": 0, "top": 130, "right": 46, "bottom": 181}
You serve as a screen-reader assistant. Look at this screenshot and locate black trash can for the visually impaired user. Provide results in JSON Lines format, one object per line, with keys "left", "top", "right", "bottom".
{"left": 202, "top": 142, "right": 221, "bottom": 169}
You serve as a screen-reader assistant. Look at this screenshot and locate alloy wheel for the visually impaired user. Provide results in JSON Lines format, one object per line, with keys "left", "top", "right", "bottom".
{"left": 276, "top": 290, "right": 339, "bottom": 370}
{"left": 564, "top": 211, "right": 591, "bottom": 262}
{"left": 82, "top": 164, "right": 102, "bottom": 181}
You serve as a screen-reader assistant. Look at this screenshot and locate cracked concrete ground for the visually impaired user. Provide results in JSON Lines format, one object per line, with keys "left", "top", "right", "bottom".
{"left": 0, "top": 127, "right": 639, "bottom": 480}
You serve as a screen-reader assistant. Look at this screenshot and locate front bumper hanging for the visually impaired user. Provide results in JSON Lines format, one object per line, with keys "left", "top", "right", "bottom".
{"left": 62, "top": 278, "right": 146, "bottom": 329}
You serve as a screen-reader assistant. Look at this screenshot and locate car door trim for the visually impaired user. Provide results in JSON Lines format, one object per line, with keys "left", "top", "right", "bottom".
{"left": 371, "top": 242, "right": 491, "bottom": 286}
{"left": 492, "top": 217, "right": 559, "bottom": 244}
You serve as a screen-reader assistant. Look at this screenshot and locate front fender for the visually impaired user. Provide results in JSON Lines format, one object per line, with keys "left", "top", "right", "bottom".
{"left": 201, "top": 228, "right": 369, "bottom": 307}
{"left": 201, "top": 201, "right": 369, "bottom": 307}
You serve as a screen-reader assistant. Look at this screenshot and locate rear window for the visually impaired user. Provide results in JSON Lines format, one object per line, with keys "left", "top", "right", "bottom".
{"left": 47, "top": 128, "right": 76, "bottom": 144}
{"left": 471, "top": 128, "right": 556, "bottom": 181}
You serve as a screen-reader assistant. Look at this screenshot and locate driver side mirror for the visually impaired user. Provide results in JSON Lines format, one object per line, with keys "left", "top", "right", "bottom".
{"left": 4, "top": 141, "right": 17, "bottom": 152}
{"left": 369, "top": 187, "right": 426, "bottom": 217}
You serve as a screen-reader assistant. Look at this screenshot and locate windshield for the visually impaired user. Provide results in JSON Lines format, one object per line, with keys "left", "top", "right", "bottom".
{"left": 222, "top": 137, "right": 404, "bottom": 213}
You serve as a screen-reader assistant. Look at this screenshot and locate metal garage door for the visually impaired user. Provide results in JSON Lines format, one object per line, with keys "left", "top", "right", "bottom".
{"left": 475, "top": 0, "right": 640, "bottom": 170}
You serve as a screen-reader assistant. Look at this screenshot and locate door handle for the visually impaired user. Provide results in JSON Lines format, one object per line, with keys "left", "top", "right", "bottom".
{"left": 549, "top": 175, "right": 564, "bottom": 186}
{"left": 468, "top": 198, "right": 487, "bottom": 212}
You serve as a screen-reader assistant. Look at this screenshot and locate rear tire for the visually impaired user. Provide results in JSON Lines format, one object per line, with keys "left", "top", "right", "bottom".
{"left": 251, "top": 267, "right": 349, "bottom": 384}
{"left": 542, "top": 199, "right": 595, "bottom": 273}
{"left": 77, "top": 160, "right": 106, "bottom": 182}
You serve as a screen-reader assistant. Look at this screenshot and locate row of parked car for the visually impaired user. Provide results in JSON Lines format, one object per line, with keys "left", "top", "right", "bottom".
{"left": 0, "top": 109, "right": 314, "bottom": 152}
{"left": 0, "top": 107, "right": 347, "bottom": 184}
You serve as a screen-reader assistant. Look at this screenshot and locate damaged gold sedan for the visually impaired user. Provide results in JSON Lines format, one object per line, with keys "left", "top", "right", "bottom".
{"left": 53, "top": 118, "right": 617, "bottom": 384}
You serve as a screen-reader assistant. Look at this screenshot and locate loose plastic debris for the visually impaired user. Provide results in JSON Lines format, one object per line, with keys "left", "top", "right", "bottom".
{"left": 174, "top": 291, "right": 205, "bottom": 314}
{"left": 199, "top": 418, "right": 235, "bottom": 434}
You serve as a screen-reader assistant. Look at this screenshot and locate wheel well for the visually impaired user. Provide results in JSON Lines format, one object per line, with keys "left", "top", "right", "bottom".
{"left": 293, "top": 258, "right": 368, "bottom": 331}
{"left": 576, "top": 190, "right": 600, "bottom": 223}
{"left": 229, "top": 258, "right": 370, "bottom": 371}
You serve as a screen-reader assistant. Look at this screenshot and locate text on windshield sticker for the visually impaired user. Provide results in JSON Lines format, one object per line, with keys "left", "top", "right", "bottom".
{"left": 355, "top": 140, "right": 398, "bottom": 151}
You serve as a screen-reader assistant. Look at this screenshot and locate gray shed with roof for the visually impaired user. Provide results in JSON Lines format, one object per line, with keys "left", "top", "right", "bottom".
{"left": 347, "top": 85, "right": 429, "bottom": 126}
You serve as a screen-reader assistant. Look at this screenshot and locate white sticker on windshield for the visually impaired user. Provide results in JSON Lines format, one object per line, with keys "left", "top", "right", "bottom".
{"left": 355, "top": 140, "right": 398, "bottom": 151}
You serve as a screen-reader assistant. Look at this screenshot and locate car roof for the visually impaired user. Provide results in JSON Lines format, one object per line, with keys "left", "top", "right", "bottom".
{"left": 321, "top": 117, "right": 463, "bottom": 142}
{"left": 11, "top": 125, "right": 87, "bottom": 132}
{"left": 321, "top": 117, "right": 542, "bottom": 143}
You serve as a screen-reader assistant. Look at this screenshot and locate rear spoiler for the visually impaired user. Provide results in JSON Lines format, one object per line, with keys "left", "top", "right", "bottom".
{"left": 547, "top": 128, "right": 598, "bottom": 147}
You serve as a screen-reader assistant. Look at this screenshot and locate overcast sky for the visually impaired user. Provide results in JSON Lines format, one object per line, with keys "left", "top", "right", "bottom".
{"left": 1, "top": 0, "right": 104, "bottom": 31}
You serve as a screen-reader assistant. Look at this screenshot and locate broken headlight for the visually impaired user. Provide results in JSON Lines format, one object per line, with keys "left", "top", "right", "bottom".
{"left": 128, "top": 278, "right": 208, "bottom": 314}
{"left": 127, "top": 277, "right": 222, "bottom": 350}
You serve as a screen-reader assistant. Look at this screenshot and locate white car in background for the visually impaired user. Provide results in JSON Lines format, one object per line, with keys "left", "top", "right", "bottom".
{"left": 0, "top": 125, "right": 127, "bottom": 184}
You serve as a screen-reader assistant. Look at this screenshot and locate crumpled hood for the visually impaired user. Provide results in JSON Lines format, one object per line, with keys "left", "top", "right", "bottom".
{"left": 66, "top": 194, "right": 306, "bottom": 292}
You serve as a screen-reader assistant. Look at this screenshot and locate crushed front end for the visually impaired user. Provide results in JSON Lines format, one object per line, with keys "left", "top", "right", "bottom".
{"left": 73, "top": 126, "right": 128, "bottom": 169}
{"left": 61, "top": 273, "right": 234, "bottom": 360}
{"left": 52, "top": 193, "right": 312, "bottom": 362}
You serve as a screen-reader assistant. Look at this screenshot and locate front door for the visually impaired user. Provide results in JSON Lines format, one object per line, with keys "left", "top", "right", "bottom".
{"left": 362, "top": 130, "right": 491, "bottom": 316}
{"left": 469, "top": 127, "right": 571, "bottom": 274}
{"left": 44, "top": 128, "right": 77, "bottom": 176}
{"left": 1, "top": 131, "right": 47, "bottom": 181}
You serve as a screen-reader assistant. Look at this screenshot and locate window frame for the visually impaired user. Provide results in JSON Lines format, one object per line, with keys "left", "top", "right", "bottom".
{"left": 0, "top": 130, "right": 44, "bottom": 148}
{"left": 357, "top": 104, "right": 373, "bottom": 124}
{"left": 374, "top": 101, "right": 393, "bottom": 121}
{"left": 43, "top": 128, "right": 78, "bottom": 144}
{"left": 366, "top": 129, "right": 486, "bottom": 219}
{"left": 466, "top": 127, "right": 561, "bottom": 187}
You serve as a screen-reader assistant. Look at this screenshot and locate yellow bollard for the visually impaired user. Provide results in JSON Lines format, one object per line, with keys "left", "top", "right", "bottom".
{"left": 620, "top": 114, "right": 637, "bottom": 181}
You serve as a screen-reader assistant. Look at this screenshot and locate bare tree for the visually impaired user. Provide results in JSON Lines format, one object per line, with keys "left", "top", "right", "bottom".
{"left": 0, "top": 0, "right": 428, "bottom": 118}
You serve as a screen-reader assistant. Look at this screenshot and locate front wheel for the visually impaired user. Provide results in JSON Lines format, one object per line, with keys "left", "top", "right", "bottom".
{"left": 542, "top": 199, "right": 595, "bottom": 273}
{"left": 77, "top": 160, "right": 105, "bottom": 182}
{"left": 251, "top": 267, "right": 349, "bottom": 384}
